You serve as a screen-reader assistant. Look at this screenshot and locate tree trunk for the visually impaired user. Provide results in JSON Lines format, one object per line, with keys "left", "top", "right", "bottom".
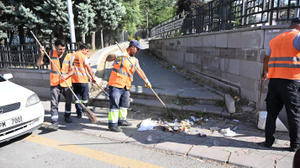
{"left": 8, "top": 31, "right": 14, "bottom": 46}
{"left": 82, "top": 33, "right": 85, "bottom": 43}
{"left": 18, "top": 26, "right": 25, "bottom": 44}
{"left": 91, "top": 32, "right": 95, "bottom": 50}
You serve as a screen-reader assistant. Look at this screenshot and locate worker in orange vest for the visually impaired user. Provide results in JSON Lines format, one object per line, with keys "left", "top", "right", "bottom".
{"left": 106, "top": 40, "right": 151, "bottom": 132}
{"left": 71, "top": 43, "right": 96, "bottom": 118}
{"left": 261, "top": 18, "right": 300, "bottom": 152}
{"left": 37, "top": 39, "right": 75, "bottom": 131}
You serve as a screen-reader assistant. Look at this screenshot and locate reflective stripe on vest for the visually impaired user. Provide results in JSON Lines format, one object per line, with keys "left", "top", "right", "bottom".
{"left": 268, "top": 30, "right": 300, "bottom": 80}
{"left": 108, "top": 57, "right": 136, "bottom": 89}
{"left": 49, "top": 51, "right": 74, "bottom": 87}
{"left": 72, "top": 52, "right": 89, "bottom": 83}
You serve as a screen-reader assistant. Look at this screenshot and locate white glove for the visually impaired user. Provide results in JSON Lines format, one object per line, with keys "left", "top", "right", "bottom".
{"left": 116, "top": 51, "right": 128, "bottom": 59}
{"left": 145, "top": 79, "right": 152, "bottom": 88}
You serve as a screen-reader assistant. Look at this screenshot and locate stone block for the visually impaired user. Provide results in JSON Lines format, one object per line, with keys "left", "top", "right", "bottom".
{"left": 185, "top": 53, "right": 195, "bottom": 63}
{"left": 264, "top": 29, "right": 284, "bottom": 49}
{"left": 245, "top": 49, "right": 259, "bottom": 61}
{"left": 239, "top": 60, "right": 261, "bottom": 79}
{"left": 202, "top": 35, "right": 216, "bottom": 47}
{"left": 241, "top": 87, "right": 256, "bottom": 102}
{"left": 235, "top": 48, "right": 246, "bottom": 60}
{"left": 194, "top": 36, "right": 203, "bottom": 46}
{"left": 220, "top": 48, "right": 235, "bottom": 58}
{"left": 216, "top": 33, "right": 228, "bottom": 48}
{"left": 182, "top": 37, "right": 194, "bottom": 47}
{"left": 229, "top": 59, "right": 240, "bottom": 75}
{"left": 228, "top": 30, "right": 264, "bottom": 49}
{"left": 225, "top": 94, "right": 236, "bottom": 113}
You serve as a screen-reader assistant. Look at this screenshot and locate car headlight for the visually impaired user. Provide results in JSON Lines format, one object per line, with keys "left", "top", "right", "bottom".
{"left": 26, "top": 94, "right": 40, "bottom": 107}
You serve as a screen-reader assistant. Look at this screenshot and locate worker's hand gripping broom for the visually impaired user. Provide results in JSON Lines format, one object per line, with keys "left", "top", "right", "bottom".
{"left": 115, "top": 42, "right": 175, "bottom": 118}
{"left": 31, "top": 31, "right": 97, "bottom": 123}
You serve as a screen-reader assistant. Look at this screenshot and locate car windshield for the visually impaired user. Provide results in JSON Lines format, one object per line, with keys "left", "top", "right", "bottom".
{"left": 0, "top": 75, "right": 6, "bottom": 82}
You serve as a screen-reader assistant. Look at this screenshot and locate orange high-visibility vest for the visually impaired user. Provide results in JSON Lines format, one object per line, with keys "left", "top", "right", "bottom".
{"left": 71, "top": 52, "right": 89, "bottom": 83}
{"left": 49, "top": 50, "right": 74, "bottom": 87}
{"left": 268, "top": 30, "right": 300, "bottom": 80}
{"left": 108, "top": 56, "right": 136, "bottom": 90}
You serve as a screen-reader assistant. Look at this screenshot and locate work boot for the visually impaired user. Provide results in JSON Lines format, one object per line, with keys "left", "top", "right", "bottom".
{"left": 118, "top": 121, "right": 132, "bottom": 126}
{"left": 257, "top": 139, "right": 274, "bottom": 148}
{"left": 77, "top": 112, "right": 82, "bottom": 118}
{"left": 47, "top": 123, "right": 59, "bottom": 131}
{"left": 290, "top": 145, "right": 300, "bottom": 152}
{"left": 64, "top": 114, "right": 72, "bottom": 123}
{"left": 109, "top": 126, "right": 122, "bottom": 132}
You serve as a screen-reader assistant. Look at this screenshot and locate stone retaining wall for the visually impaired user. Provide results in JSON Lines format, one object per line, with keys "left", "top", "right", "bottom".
{"left": 149, "top": 25, "right": 289, "bottom": 110}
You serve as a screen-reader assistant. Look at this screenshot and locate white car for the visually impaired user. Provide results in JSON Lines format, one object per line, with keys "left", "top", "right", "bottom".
{"left": 0, "top": 73, "right": 44, "bottom": 143}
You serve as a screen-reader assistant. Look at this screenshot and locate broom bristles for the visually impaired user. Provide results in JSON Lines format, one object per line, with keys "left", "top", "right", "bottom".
{"left": 81, "top": 103, "right": 98, "bottom": 123}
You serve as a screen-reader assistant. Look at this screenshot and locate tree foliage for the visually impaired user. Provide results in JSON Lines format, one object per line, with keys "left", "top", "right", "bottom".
{"left": 139, "top": 0, "right": 176, "bottom": 29}
{"left": 0, "top": 0, "right": 179, "bottom": 44}
{"left": 119, "top": 0, "right": 141, "bottom": 37}
{"left": 91, "top": 0, "right": 126, "bottom": 32}
{"left": 176, "top": 0, "right": 203, "bottom": 14}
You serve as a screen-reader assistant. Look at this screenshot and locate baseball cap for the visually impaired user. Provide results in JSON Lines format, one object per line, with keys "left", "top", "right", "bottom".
{"left": 129, "top": 40, "right": 143, "bottom": 50}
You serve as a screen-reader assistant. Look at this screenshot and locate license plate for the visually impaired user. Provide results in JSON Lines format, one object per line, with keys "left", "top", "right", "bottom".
{"left": 0, "top": 116, "right": 23, "bottom": 130}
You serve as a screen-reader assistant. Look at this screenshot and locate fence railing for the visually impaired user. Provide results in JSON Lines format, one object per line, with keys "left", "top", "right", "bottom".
{"left": 0, "top": 43, "right": 77, "bottom": 70}
{"left": 150, "top": 0, "right": 300, "bottom": 38}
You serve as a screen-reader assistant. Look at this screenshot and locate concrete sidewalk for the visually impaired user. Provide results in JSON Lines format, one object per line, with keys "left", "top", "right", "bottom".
{"left": 40, "top": 100, "right": 293, "bottom": 168}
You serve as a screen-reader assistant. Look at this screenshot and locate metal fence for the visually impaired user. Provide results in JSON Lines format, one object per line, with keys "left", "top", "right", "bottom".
{"left": 151, "top": 0, "right": 300, "bottom": 38}
{"left": 0, "top": 43, "right": 77, "bottom": 70}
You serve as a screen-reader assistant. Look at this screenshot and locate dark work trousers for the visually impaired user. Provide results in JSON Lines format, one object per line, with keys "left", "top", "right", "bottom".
{"left": 108, "top": 86, "right": 130, "bottom": 127}
{"left": 109, "top": 86, "right": 130, "bottom": 110}
{"left": 73, "top": 83, "right": 89, "bottom": 116}
{"left": 50, "top": 85, "right": 72, "bottom": 124}
{"left": 266, "top": 78, "right": 300, "bottom": 148}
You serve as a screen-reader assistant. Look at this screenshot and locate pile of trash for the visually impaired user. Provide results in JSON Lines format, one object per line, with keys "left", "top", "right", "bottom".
{"left": 138, "top": 116, "right": 239, "bottom": 138}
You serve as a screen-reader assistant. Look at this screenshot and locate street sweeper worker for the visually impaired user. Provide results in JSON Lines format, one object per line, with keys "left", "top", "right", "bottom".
{"left": 261, "top": 18, "right": 300, "bottom": 152}
{"left": 36, "top": 39, "right": 75, "bottom": 131}
{"left": 106, "top": 40, "right": 151, "bottom": 132}
{"left": 71, "top": 43, "right": 97, "bottom": 118}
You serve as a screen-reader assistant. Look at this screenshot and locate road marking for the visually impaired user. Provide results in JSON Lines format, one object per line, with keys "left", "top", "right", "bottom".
{"left": 25, "top": 134, "right": 162, "bottom": 168}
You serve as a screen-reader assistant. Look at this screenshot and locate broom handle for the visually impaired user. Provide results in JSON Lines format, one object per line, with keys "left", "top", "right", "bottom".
{"left": 87, "top": 75, "right": 109, "bottom": 96}
{"left": 115, "top": 42, "right": 168, "bottom": 109}
{"left": 256, "top": 80, "right": 264, "bottom": 124}
{"left": 30, "top": 31, "right": 85, "bottom": 107}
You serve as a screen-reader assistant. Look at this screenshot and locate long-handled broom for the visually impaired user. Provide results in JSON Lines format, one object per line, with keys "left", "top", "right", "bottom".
{"left": 115, "top": 42, "right": 175, "bottom": 118}
{"left": 30, "top": 31, "right": 98, "bottom": 123}
{"left": 256, "top": 79, "right": 264, "bottom": 125}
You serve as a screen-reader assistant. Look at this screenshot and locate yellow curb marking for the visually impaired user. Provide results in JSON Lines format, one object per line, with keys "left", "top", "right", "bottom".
{"left": 25, "top": 134, "right": 162, "bottom": 168}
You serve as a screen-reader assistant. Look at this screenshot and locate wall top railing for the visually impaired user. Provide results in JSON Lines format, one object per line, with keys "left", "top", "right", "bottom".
{"left": 150, "top": 0, "right": 300, "bottom": 38}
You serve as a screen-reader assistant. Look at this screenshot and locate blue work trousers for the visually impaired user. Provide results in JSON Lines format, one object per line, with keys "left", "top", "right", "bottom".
{"left": 73, "top": 83, "right": 89, "bottom": 116}
{"left": 108, "top": 86, "right": 130, "bottom": 126}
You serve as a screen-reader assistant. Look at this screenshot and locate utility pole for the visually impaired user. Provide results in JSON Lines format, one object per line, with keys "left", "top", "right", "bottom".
{"left": 67, "top": 0, "right": 76, "bottom": 52}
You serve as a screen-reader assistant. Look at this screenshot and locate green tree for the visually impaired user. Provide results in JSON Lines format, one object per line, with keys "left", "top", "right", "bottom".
{"left": 89, "top": 0, "right": 126, "bottom": 48}
{"left": 35, "top": 0, "right": 69, "bottom": 40}
{"left": 119, "top": 0, "right": 141, "bottom": 39}
{"left": 139, "top": 0, "right": 176, "bottom": 29}
{"left": 176, "top": 0, "right": 203, "bottom": 14}
{"left": 0, "top": 0, "right": 42, "bottom": 44}
{"left": 74, "top": 0, "right": 95, "bottom": 43}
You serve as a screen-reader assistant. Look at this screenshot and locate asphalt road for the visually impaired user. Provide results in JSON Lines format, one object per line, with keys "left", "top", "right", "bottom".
{"left": 0, "top": 127, "right": 236, "bottom": 168}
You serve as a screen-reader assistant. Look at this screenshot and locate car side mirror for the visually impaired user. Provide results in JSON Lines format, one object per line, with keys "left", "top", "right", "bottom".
{"left": 3, "top": 73, "right": 13, "bottom": 80}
